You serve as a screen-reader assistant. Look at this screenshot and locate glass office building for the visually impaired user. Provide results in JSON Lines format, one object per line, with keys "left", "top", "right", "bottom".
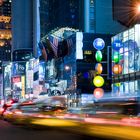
{"left": 112, "top": 24, "right": 140, "bottom": 96}
{"left": 40, "top": 0, "right": 81, "bottom": 37}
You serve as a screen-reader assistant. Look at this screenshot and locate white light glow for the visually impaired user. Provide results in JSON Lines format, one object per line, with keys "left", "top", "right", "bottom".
{"left": 137, "top": 4, "right": 140, "bottom": 13}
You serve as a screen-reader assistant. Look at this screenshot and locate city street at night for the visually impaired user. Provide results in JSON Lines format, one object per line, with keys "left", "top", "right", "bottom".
{"left": 1, "top": 0, "right": 140, "bottom": 140}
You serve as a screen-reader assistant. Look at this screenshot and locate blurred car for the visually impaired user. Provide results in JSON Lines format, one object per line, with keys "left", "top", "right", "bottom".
{"left": 0, "top": 105, "right": 5, "bottom": 116}
{"left": 0, "top": 102, "right": 13, "bottom": 117}
{"left": 33, "top": 92, "right": 48, "bottom": 103}
{"left": 3, "top": 103, "right": 21, "bottom": 121}
{"left": 3, "top": 107, "right": 14, "bottom": 121}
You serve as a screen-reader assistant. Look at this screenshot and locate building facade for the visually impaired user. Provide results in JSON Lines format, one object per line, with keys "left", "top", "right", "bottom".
{"left": 38, "top": 31, "right": 112, "bottom": 107}
{"left": 112, "top": 24, "right": 140, "bottom": 98}
{"left": 40, "top": 0, "right": 81, "bottom": 38}
{"left": 12, "top": 0, "right": 33, "bottom": 61}
{"left": 12, "top": 0, "right": 40, "bottom": 61}
{"left": 0, "top": 0, "right": 11, "bottom": 73}
{"left": 1, "top": 0, "right": 40, "bottom": 102}
{"left": 0, "top": 0, "right": 12, "bottom": 102}
{"left": 83, "top": 0, "right": 126, "bottom": 34}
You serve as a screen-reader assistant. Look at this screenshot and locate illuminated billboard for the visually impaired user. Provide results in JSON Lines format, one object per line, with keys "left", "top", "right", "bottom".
{"left": 112, "top": 25, "right": 140, "bottom": 75}
{"left": 112, "top": 24, "right": 140, "bottom": 95}
{"left": 76, "top": 32, "right": 83, "bottom": 59}
{"left": 12, "top": 62, "right": 26, "bottom": 76}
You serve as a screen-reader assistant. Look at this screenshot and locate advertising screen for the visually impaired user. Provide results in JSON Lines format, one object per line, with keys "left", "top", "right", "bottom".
{"left": 46, "top": 59, "right": 57, "bottom": 79}
{"left": 39, "top": 62, "right": 45, "bottom": 81}
{"left": 112, "top": 25, "right": 140, "bottom": 75}
{"left": 12, "top": 62, "right": 26, "bottom": 76}
{"left": 112, "top": 25, "right": 140, "bottom": 95}
{"left": 123, "top": 51, "right": 128, "bottom": 74}
{"left": 4, "top": 64, "right": 11, "bottom": 91}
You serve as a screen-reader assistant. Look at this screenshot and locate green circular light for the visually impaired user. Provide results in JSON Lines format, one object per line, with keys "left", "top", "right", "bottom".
{"left": 95, "top": 51, "right": 102, "bottom": 62}
{"left": 112, "top": 51, "right": 121, "bottom": 63}
{"left": 93, "top": 76, "right": 104, "bottom": 87}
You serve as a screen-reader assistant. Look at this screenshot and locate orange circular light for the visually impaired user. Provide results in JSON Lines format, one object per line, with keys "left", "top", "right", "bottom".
{"left": 93, "top": 88, "right": 104, "bottom": 99}
{"left": 95, "top": 63, "right": 103, "bottom": 74}
{"left": 112, "top": 64, "right": 123, "bottom": 74}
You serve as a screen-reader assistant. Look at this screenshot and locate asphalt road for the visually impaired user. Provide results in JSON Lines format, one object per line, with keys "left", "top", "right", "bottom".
{"left": 0, "top": 120, "right": 101, "bottom": 140}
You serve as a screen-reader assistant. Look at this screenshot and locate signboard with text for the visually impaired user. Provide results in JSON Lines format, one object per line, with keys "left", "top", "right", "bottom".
{"left": 12, "top": 62, "right": 26, "bottom": 76}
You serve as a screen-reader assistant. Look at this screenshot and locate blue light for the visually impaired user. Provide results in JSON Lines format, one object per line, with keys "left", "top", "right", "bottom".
{"left": 112, "top": 40, "right": 123, "bottom": 51}
{"left": 93, "top": 38, "right": 105, "bottom": 50}
{"left": 83, "top": 72, "right": 89, "bottom": 79}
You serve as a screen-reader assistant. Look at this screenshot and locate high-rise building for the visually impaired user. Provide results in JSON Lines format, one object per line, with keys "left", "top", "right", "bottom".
{"left": 12, "top": 0, "right": 33, "bottom": 61}
{"left": 40, "top": 0, "right": 126, "bottom": 38}
{"left": 10, "top": 0, "right": 40, "bottom": 101}
{"left": 0, "top": 0, "right": 11, "bottom": 16}
{"left": 12, "top": 0, "right": 40, "bottom": 61}
{"left": 84, "top": 0, "right": 127, "bottom": 34}
{"left": 40, "top": 0, "right": 81, "bottom": 38}
{"left": 0, "top": 0, "right": 12, "bottom": 73}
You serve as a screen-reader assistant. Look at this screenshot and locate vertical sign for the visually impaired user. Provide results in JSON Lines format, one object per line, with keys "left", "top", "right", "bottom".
{"left": 21, "top": 76, "right": 25, "bottom": 98}
{"left": 76, "top": 32, "right": 83, "bottom": 59}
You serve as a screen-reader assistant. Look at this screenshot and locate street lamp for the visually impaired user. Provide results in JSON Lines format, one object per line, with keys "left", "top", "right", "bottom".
{"left": 64, "top": 65, "right": 72, "bottom": 76}
{"left": 64, "top": 65, "right": 73, "bottom": 107}
{"left": 64, "top": 65, "right": 71, "bottom": 71}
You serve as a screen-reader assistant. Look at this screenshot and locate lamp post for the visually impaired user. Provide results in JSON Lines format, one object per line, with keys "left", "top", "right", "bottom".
{"left": 64, "top": 65, "right": 79, "bottom": 107}
{"left": 64, "top": 65, "right": 72, "bottom": 107}
{"left": 64, "top": 65, "right": 72, "bottom": 80}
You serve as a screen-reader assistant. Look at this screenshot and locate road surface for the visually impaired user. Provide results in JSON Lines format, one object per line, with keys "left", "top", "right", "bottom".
{"left": 0, "top": 120, "right": 101, "bottom": 140}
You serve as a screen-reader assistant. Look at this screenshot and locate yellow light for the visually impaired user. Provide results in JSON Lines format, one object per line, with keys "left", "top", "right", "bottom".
{"left": 84, "top": 51, "right": 92, "bottom": 55}
{"left": 21, "top": 76, "right": 25, "bottom": 98}
{"left": 93, "top": 76, "right": 104, "bottom": 87}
